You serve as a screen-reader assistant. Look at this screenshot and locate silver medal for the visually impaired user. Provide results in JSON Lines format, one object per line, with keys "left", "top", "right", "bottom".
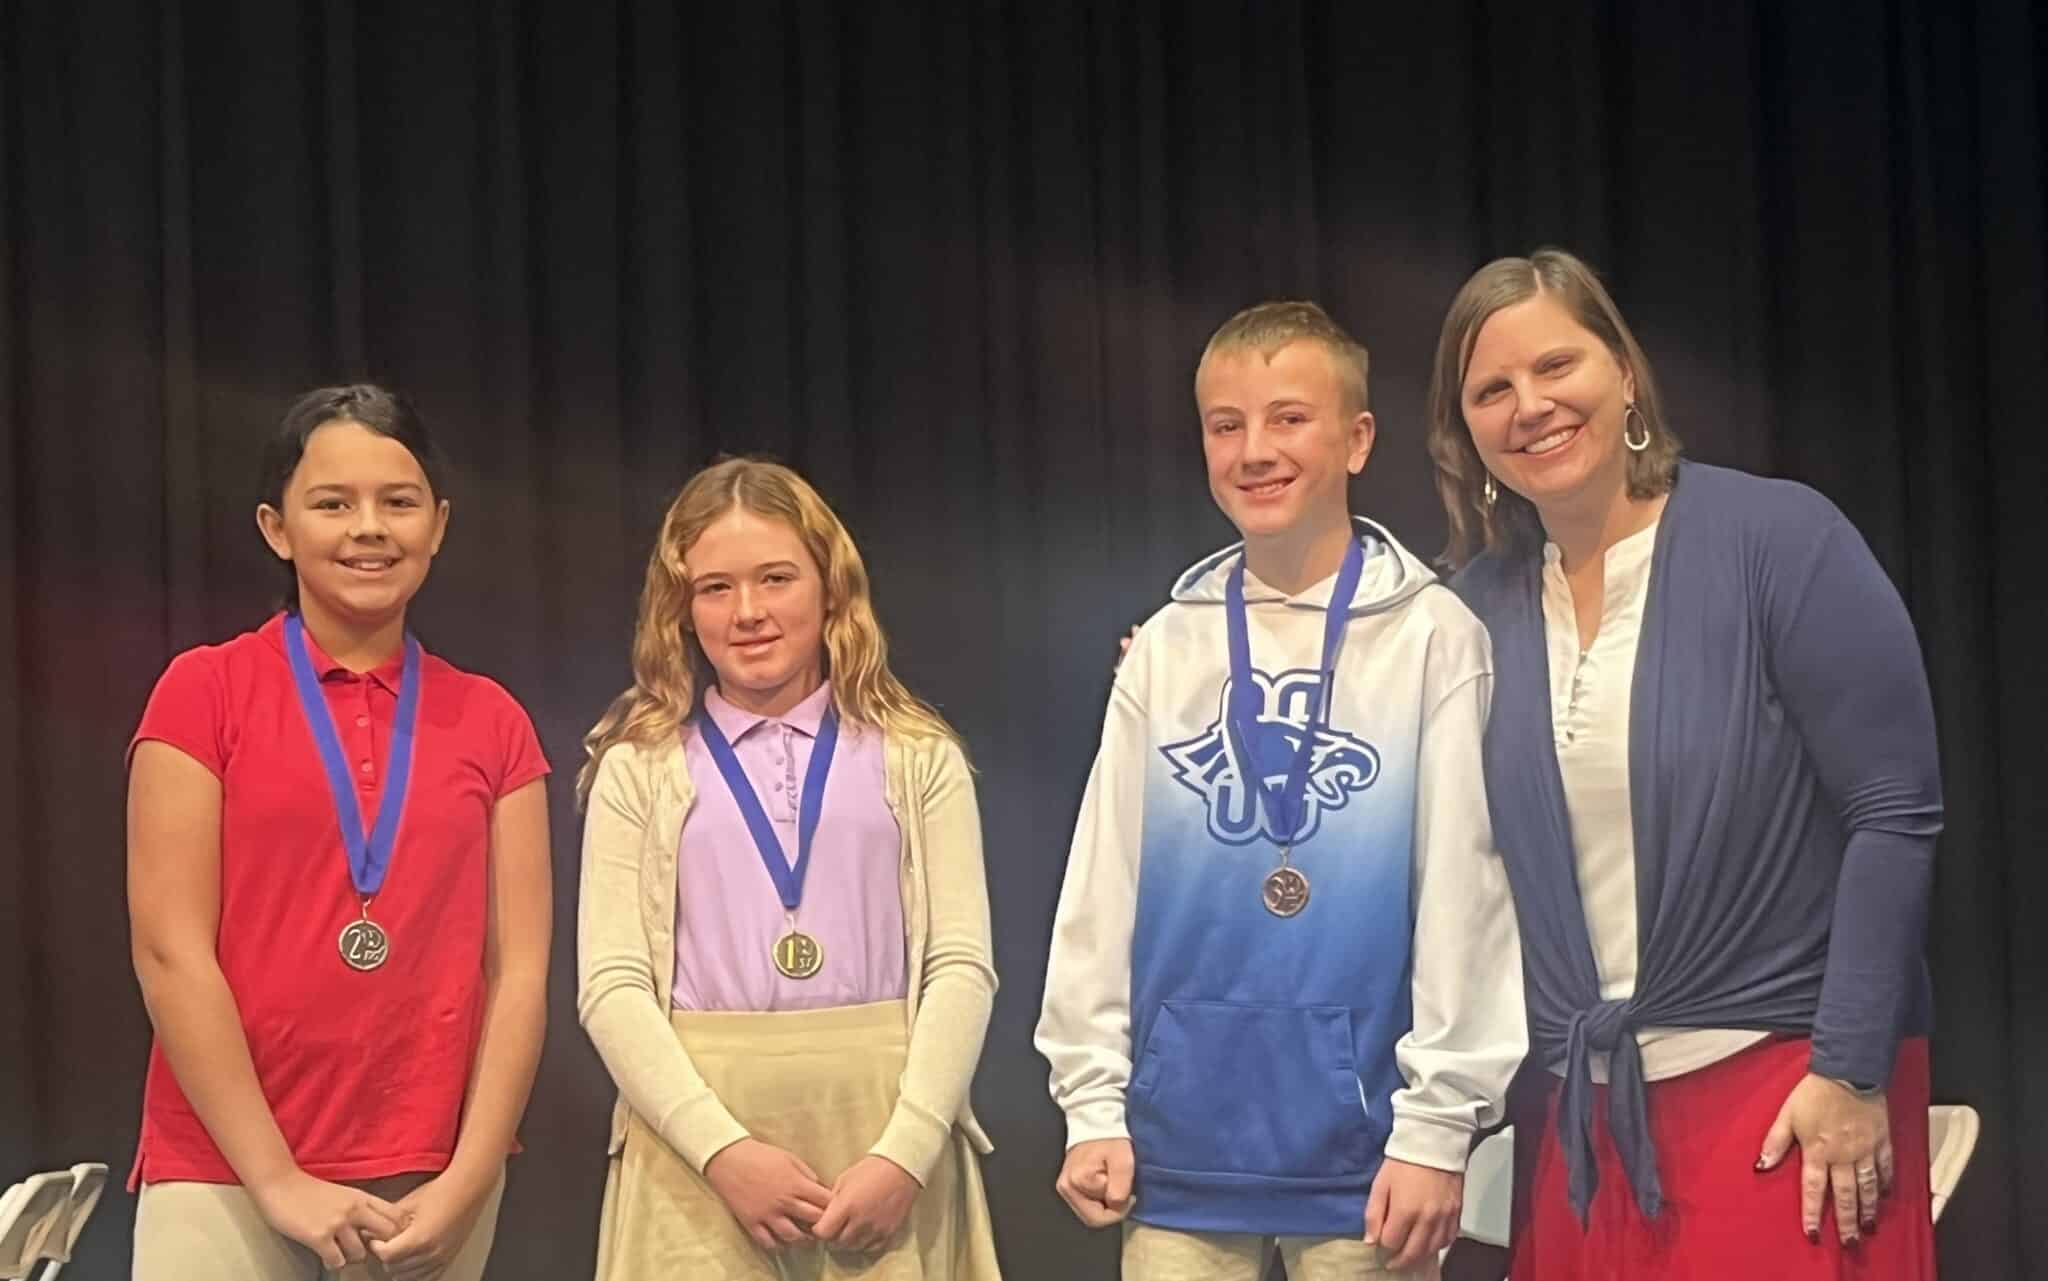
{"left": 339, "top": 900, "right": 390, "bottom": 971}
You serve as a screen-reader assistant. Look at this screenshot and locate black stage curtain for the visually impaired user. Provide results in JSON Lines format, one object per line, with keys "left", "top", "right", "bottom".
{"left": 3, "top": 2, "right": 2043, "bottom": 1277}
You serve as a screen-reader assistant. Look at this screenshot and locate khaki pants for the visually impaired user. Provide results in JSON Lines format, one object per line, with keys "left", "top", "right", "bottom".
{"left": 1121, "top": 1221, "right": 1439, "bottom": 1281}
{"left": 133, "top": 1169, "right": 504, "bottom": 1281}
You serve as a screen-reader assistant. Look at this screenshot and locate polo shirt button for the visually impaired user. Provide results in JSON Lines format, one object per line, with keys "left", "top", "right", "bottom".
{"left": 356, "top": 715, "right": 370, "bottom": 727}
{"left": 359, "top": 761, "right": 374, "bottom": 774}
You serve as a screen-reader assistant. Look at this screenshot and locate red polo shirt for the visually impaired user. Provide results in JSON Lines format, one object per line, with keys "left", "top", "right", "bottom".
{"left": 127, "top": 613, "right": 549, "bottom": 1187}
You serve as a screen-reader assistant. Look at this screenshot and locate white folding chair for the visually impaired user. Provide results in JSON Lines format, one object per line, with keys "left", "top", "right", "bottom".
{"left": 1459, "top": 1125, "right": 1515, "bottom": 1248}
{"left": 1928, "top": 1104, "right": 1979, "bottom": 1223}
{"left": 0, "top": 1163, "right": 108, "bottom": 1281}
{"left": 0, "top": 1171, "right": 74, "bottom": 1281}
{"left": 0, "top": 1187, "right": 24, "bottom": 1277}
{"left": 36, "top": 1163, "right": 109, "bottom": 1281}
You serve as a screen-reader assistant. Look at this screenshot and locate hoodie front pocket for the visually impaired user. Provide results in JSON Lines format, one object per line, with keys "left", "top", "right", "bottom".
{"left": 1128, "top": 1000, "right": 1379, "bottom": 1179}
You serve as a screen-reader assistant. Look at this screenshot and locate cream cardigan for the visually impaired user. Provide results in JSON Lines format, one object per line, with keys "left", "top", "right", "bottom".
{"left": 577, "top": 726, "right": 997, "bottom": 1184}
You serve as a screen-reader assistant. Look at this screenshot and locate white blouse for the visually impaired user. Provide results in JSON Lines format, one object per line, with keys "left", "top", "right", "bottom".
{"left": 1543, "top": 520, "right": 1767, "bottom": 1082}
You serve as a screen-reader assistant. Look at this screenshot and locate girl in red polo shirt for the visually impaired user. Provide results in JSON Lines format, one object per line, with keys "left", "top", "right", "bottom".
{"left": 126, "top": 384, "right": 552, "bottom": 1281}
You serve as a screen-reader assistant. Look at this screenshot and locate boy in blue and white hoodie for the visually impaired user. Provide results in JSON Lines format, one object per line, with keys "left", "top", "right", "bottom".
{"left": 1036, "top": 302, "right": 1525, "bottom": 1279}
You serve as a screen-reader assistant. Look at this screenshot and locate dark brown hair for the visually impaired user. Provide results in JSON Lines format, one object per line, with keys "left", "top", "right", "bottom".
{"left": 258, "top": 384, "right": 444, "bottom": 608}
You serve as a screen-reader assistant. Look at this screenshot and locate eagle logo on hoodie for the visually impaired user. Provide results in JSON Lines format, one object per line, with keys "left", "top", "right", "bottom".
{"left": 1161, "top": 667, "right": 1381, "bottom": 846}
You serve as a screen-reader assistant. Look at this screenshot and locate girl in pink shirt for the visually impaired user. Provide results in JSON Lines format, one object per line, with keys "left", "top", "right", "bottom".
{"left": 575, "top": 458, "right": 1002, "bottom": 1278}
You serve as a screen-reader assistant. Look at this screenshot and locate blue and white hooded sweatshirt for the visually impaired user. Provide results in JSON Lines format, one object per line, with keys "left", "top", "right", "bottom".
{"left": 1036, "top": 519, "right": 1526, "bottom": 1236}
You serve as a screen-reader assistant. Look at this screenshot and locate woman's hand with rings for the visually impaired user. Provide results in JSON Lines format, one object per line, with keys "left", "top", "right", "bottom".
{"left": 1757, "top": 1072, "right": 1894, "bottom": 1247}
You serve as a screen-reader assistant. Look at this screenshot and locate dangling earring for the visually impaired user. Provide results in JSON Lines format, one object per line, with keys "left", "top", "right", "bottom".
{"left": 1623, "top": 403, "right": 1651, "bottom": 453}
{"left": 1482, "top": 474, "right": 1498, "bottom": 508}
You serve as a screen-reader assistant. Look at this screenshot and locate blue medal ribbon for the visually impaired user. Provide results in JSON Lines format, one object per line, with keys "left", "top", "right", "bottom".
{"left": 283, "top": 613, "right": 422, "bottom": 899}
{"left": 1224, "top": 535, "right": 1366, "bottom": 846}
{"left": 698, "top": 701, "right": 840, "bottom": 912}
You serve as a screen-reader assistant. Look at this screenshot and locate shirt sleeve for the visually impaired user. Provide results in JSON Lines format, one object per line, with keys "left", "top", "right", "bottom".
{"left": 487, "top": 681, "right": 552, "bottom": 798}
{"left": 1388, "top": 613, "right": 1527, "bottom": 1172}
{"left": 870, "top": 737, "right": 998, "bottom": 1183}
{"left": 1765, "top": 506, "right": 1943, "bottom": 1088}
{"left": 129, "top": 648, "right": 230, "bottom": 777}
{"left": 1033, "top": 633, "right": 1150, "bottom": 1148}
{"left": 576, "top": 742, "right": 749, "bottom": 1171}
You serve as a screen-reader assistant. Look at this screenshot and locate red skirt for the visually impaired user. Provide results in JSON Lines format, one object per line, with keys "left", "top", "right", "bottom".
{"left": 1510, "top": 1036, "right": 1936, "bottom": 1281}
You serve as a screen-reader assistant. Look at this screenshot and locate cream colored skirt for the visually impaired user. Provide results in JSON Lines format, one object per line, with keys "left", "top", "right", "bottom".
{"left": 594, "top": 1000, "right": 1001, "bottom": 1281}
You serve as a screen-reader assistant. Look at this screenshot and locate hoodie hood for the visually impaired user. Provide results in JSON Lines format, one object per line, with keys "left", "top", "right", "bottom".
{"left": 1169, "top": 515, "right": 1438, "bottom": 615}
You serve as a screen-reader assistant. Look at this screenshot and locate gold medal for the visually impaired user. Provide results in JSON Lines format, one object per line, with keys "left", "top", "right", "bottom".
{"left": 339, "top": 900, "right": 390, "bottom": 971}
{"left": 702, "top": 706, "right": 842, "bottom": 985}
{"left": 773, "top": 929, "right": 823, "bottom": 979}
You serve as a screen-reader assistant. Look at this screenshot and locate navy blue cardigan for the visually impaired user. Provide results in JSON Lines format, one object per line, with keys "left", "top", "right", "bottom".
{"left": 1452, "top": 462, "right": 1942, "bottom": 1224}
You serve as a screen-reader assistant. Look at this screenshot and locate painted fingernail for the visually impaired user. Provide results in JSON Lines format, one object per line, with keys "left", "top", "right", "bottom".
{"left": 1806, "top": 1229, "right": 1819, "bottom": 1244}
{"left": 1753, "top": 1157, "right": 1768, "bottom": 1172}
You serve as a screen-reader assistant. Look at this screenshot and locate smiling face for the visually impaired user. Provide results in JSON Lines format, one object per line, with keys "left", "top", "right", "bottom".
{"left": 684, "top": 505, "right": 828, "bottom": 716}
{"left": 256, "top": 419, "right": 448, "bottom": 629}
{"left": 1458, "top": 292, "right": 1637, "bottom": 515}
{"left": 1197, "top": 339, "right": 1374, "bottom": 546}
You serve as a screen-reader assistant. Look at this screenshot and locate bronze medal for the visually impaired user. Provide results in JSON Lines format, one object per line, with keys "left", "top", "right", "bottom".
{"left": 1225, "top": 540, "right": 1364, "bottom": 930}
{"left": 1262, "top": 865, "right": 1310, "bottom": 917}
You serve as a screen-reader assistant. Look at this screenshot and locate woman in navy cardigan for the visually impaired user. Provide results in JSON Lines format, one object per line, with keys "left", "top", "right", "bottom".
{"left": 1428, "top": 249, "right": 1941, "bottom": 1280}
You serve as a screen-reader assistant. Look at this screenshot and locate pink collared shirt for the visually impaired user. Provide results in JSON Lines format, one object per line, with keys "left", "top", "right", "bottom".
{"left": 672, "top": 682, "right": 907, "bottom": 1012}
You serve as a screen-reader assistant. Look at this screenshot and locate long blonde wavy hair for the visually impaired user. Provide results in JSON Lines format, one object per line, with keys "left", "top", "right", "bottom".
{"left": 576, "top": 458, "right": 959, "bottom": 807}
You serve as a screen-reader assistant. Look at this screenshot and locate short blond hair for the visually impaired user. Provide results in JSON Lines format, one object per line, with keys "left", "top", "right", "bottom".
{"left": 1199, "top": 300, "right": 1371, "bottom": 414}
